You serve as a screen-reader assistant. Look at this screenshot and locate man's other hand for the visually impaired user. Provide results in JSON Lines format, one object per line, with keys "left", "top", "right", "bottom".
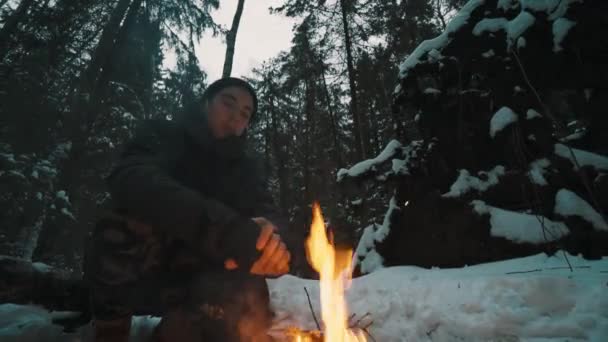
{"left": 223, "top": 217, "right": 291, "bottom": 276}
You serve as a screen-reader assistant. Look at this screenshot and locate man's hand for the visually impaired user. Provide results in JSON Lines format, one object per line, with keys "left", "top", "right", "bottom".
{"left": 251, "top": 217, "right": 290, "bottom": 276}
{"left": 224, "top": 217, "right": 291, "bottom": 276}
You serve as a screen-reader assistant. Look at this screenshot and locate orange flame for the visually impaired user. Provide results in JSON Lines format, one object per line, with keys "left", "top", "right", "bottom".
{"left": 304, "top": 203, "right": 366, "bottom": 342}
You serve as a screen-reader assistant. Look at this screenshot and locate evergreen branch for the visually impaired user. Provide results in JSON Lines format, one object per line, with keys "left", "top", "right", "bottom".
{"left": 161, "top": 22, "right": 199, "bottom": 62}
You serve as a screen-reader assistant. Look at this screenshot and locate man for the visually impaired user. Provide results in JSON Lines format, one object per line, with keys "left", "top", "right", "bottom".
{"left": 84, "top": 77, "right": 291, "bottom": 342}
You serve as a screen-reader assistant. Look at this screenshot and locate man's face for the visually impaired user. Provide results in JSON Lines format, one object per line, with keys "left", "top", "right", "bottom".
{"left": 206, "top": 86, "right": 254, "bottom": 139}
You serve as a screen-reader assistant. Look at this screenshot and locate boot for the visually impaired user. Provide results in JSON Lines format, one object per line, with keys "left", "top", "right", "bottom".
{"left": 153, "top": 304, "right": 275, "bottom": 342}
{"left": 153, "top": 307, "right": 205, "bottom": 342}
{"left": 93, "top": 316, "right": 131, "bottom": 342}
{"left": 155, "top": 273, "right": 274, "bottom": 342}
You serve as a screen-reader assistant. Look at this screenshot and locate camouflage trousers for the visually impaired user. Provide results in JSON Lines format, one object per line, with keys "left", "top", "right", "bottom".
{"left": 83, "top": 214, "right": 273, "bottom": 342}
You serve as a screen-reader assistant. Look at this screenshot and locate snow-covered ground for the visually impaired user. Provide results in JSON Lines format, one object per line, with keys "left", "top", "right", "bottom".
{"left": 1, "top": 252, "right": 606, "bottom": 341}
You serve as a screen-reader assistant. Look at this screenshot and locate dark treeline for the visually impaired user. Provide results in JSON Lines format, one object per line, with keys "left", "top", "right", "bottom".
{"left": 0, "top": 0, "right": 464, "bottom": 273}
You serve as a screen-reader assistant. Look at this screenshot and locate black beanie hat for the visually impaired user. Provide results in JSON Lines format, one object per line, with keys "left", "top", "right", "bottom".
{"left": 201, "top": 77, "right": 258, "bottom": 121}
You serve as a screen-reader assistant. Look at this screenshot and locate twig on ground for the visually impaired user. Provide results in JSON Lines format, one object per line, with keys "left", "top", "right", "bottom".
{"left": 350, "top": 312, "right": 371, "bottom": 328}
{"left": 301, "top": 288, "right": 375, "bottom": 340}
{"left": 561, "top": 250, "right": 574, "bottom": 272}
{"left": 361, "top": 320, "right": 374, "bottom": 330}
{"left": 304, "top": 287, "right": 322, "bottom": 331}
{"left": 506, "top": 269, "right": 542, "bottom": 274}
{"left": 362, "top": 326, "right": 378, "bottom": 342}
{"left": 506, "top": 265, "right": 596, "bottom": 275}
{"left": 348, "top": 313, "right": 356, "bottom": 323}
{"left": 547, "top": 266, "right": 590, "bottom": 270}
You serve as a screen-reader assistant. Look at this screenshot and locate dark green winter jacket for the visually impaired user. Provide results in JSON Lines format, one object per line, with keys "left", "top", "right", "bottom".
{"left": 106, "top": 108, "right": 282, "bottom": 270}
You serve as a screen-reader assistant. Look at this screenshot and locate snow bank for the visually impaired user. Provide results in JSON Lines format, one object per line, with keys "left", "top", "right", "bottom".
{"left": 270, "top": 252, "right": 608, "bottom": 341}
{"left": 3, "top": 253, "right": 606, "bottom": 342}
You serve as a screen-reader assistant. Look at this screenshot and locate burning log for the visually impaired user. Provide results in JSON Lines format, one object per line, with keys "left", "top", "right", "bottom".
{"left": 285, "top": 327, "right": 324, "bottom": 342}
{"left": 287, "top": 203, "right": 372, "bottom": 342}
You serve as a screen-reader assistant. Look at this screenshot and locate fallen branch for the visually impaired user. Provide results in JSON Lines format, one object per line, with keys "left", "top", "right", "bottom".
{"left": 347, "top": 312, "right": 376, "bottom": 341}
{"left": 362, "top": 326, "right": 378, "bottom": 342}
{"left": 505, "top": 269, "right": 542, "bottom": 275}
{"left": 506, "top": 265, "right": 595, "bottom": 275}
{"left": 0, "top": 256, "right": 89, "bottom": 312}
{"left": 304, "top": 286, "right": 322, "bottom": 331}
{"left": 349, "top": 312, "right": 371, "bottom": 328}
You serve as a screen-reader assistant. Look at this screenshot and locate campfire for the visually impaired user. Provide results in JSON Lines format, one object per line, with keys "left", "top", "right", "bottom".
{"left": 289, "top": 202, "right": 367, "bottom": 342}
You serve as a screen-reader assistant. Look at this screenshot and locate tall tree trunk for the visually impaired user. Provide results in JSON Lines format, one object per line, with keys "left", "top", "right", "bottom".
{"left": 379, "top": 68, "right": 405, "bottom": 140}
{"left": 368, "top": 101, "right": 380, "bottom": 155}
{"left": 0, "top": 0, "right": 35, "bottom": 60}
{"left": 37, "top": 0, "right": 136, "bottom": 263}
{"left": 268, "top": 93, "right": 289, "bottom": 214}
{"left": 65, "top": 0, "right": 132, "bottom": 143}
{"left": 320, "top": 64, "right": 343, "bottom": 167}
{"left": 70, "top": 0, "right": 142, "bottom": 133}
{"left": 141, "top": 13, "right": 161, "bottom": 117}
{"left": 65, "top": 0, "right": 143, "bottom": 173}
{"left": 222, "top": 0, "right": 246, "bottom": 78}
{"left": 262, "top": 106, "right": 273, "bottom": 180}
{"left": 77, "top": 0, "right": 132, "bottom": 105}
{"left": 93, "top": 0, "right": 143, "bottom": 102}
{"left": 338, "top": 0, "right": 366, "bottom": 160}
{"left": 35, "top": 0, "right": 143, "bottom": 266}
{"left": 302, "top": 81, "right": 314, "bottom": 205}
{"left": 67, "top": 0, "right": 138, "bottom": 141}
